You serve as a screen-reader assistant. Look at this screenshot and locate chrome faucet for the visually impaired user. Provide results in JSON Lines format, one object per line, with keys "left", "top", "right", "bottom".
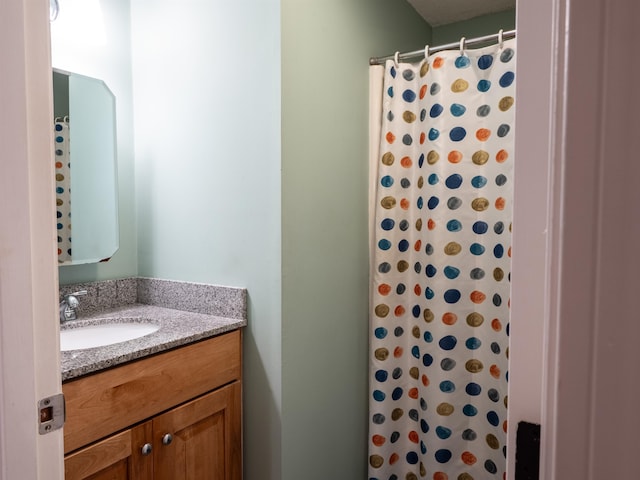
{"left": 59, "top": 290, "right": 87, "bottom": 323}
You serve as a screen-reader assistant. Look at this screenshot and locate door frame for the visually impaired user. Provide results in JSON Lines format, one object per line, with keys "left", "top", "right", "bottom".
{"left": 0, "top": 0, "right": 64, "bottom": 478}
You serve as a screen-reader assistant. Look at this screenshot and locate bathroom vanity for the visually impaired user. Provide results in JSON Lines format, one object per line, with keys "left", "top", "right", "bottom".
{"left": 59, "top": 278, "right": 246, "bottom": 480}
{"left": 63, "top": 330, "right": 241, "bottom": 479}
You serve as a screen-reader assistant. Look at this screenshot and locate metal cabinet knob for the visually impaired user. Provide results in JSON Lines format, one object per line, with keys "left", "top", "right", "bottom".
{"left": 141, "top": 443, "right": 153, "bottom": 456}
{"left": 162, "top": 433, "right": 173, "bottom": 445}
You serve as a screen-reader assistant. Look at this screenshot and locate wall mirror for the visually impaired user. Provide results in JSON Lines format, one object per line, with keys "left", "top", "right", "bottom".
{"left": 53, "top": 69, "right": 119, "bottom": 265}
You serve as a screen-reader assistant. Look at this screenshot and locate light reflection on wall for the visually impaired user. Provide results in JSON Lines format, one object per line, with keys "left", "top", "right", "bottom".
{"left": 50, "top": 0, "right": 106, "bottom": 47}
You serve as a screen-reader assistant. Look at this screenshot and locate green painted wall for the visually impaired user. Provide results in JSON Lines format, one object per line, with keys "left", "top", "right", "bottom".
{"left": 432, "top": 9, "right": 516, "bottom": 44}
{"left": 281, "top": 2, "right": 430, "bottom": 478}
{"left": 129, "top": 2, "right": 281, "bottom": 480}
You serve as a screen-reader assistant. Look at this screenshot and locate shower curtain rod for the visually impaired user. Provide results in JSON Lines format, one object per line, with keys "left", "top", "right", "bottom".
{"left": 369, "top": 29, "right": 516, "bottom": 65}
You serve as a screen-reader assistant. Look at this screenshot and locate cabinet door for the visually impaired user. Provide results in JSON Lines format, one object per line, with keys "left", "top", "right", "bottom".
{"left": 153, "top": 381, "right": 241, "bottom": 480}
{"left": 65, "top": 422, "right": 153, "bottom": 480}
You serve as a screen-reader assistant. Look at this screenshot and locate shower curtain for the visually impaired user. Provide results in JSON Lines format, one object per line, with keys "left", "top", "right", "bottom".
{"left": 369, "top": 39, "right": 516, "bottom": 480}
{"left": 55, "top": 117, "right": 72, "bottom": 264}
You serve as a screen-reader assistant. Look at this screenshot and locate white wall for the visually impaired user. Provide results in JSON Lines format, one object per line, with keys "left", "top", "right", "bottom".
{"left": 130, "top": 2, "right": 281, "bottom": 479}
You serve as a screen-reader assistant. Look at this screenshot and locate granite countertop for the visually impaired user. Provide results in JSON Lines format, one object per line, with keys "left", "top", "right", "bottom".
{"left": 60, "top": 303, "right": 246, "bottom": 381}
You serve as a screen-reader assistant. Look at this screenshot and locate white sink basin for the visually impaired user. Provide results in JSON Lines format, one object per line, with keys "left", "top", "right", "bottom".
{"left": 60, "top": 319, "right": 160, "bottom": 351}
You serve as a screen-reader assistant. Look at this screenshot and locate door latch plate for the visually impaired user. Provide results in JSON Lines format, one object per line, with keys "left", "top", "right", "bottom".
{"left": 38, "top": 393, "right": 65, "bottom": 434}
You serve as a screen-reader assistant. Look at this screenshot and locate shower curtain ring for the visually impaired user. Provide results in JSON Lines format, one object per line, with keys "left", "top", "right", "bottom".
{"left": 394, "top": 51, "right": 400, "bottom": 68}
{"left": 498, "top": 29, "right": 504, "bottom": 49}
{"left": 424, "top": 45, "right": 430, "bottom": 61}
{"left": 459, "top": 37, "right": 466, "bottom": 56}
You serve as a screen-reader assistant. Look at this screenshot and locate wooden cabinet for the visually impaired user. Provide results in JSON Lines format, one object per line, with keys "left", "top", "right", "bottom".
{"left": 63, "top": 330, "right": 242, "bottom": 480}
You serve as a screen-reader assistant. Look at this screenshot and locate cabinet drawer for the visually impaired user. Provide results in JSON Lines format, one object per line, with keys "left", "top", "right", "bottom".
{"left": 63, "top": 330, "right": 241, "bottom": 453}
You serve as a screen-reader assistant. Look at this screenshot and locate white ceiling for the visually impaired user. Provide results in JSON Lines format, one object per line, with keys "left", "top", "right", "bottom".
{"left": 407, "top": 0, "right": 515, "bottom": 27}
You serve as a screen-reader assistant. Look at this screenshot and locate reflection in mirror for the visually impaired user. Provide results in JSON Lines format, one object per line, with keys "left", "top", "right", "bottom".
{"left": 53, "top": 69, "right": 119, "bottom": 265}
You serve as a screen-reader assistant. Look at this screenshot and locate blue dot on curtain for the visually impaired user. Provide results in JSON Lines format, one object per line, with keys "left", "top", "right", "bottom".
{"left": 378, "top": 239, "right": 392, "bottom": 250}
{"left": 471, "top": 175, "right": 487, "bottom": 188}
{"left": 436, "top": 426, "right": 452, "bottom": 439}
{"left": 387, "top": 86, "right": 394, "bottom": 97}
{"left": 430, "top": 104, "right": 444, "bottom": 118}
{"left": 418, "top": 153, "right": 425, "bottom": 167}
{"left": 470, "top": 243, "right": 486, "bottom": 255}
{"left": 463, "top": 404, "right": 478, "bottom": 416}
{"left": 450, "top": 103, "right": 466, "bottom": 116}
{"left": 472, "top": 221, "right": 488, "bottom": 234}
{"left": 398, "top": 239, "right": 410, "bottom": 252}
{"left": 443, "top": 289, "right": 461, "bottom": 303}
{"left": 429, "top": 128, "right": 440, "bottom": 141}
{"left": 390, "top": 66, "right": 396, "bottom": 77}
{"left": 374, "top": 327, "right": 388, "bottom": 339}
{"left": 440, "top": 381, "right": 456, "bottom": 393}
{"left": 428, "top": 196, "right": 440, "bottom": 209}
{"left": 478, "top": 54, "right": 494, "bottom": 70}
{"left": 478, "top": 79, "right": 491, "bottom": 92}
{"left": 420, "top": 419, "right": 430, "bottom": 433}
{"left": 424, "top": 331, "right": 433, "bottom": 342}
{"left": 412, "top": 305, "right": 421, "bottom": 317}
{"left": 423, "top": 354, "right": 434, "bottom": 367}
{"left": 381, "top": 175, "right": 394, "bottom": 187}
{"left": 439, "top": 335, "right": 458, "bottom": 350}
{"left": 402, "top": 89, "right": 416, "bottom": 102}
{"left": 375, "top": 370, "right": 388, "bottom": 382}
{"left": 446, "top": 220, "right": 462, "bottom": 232}
{"left": 466, "top": 337, "right": 482, "bottom": 349}
{"left": 444, "top": 266, "right": 460, "bottom": 279}
{"left": 449, "top": 127, "right": 466, "bottom": 141}
{"left": 455, "top": 56, "right": 470, "bottom": 68}
{"left": 428, "top": 173, "right": 439, "bottom": 185}
{"left": 435, "top": 449, "right": 452, "bottom": 463}
{"left": 392, "top": 387, "right": 403, "bottom": 400}
{"left": 387, "top": 111, "right": 395, "bottom": 121}
{"left": 500, "top": 71, "right": 515, "bottom": 87}
{"left": 466, "top": 383, "right": 482, "bottom": 396}
{"left": 381, "top": 218, "right": 395, "bottom": 230}
{"left": 406, "top": 452, "right": 419, "bottom": 464}
{"left": 487, "top": 411, "right": 500, "bottom": 426}
{"left": 494, "top": 244, "right": 504, "bottom": 258}
{"left": 411, "top": 346, "right": 421, "bottom": 358}
{"left": 55, "top": 124, "right": 63, "bottom": 131}
{"left": 425, "top": 287, "right": 435, "bottom": 299}
{"left": 417, "top": 197, "right": 424, "bottom": 209}
{"left": 373, "top": 390, "right": 386, "bottom": 401}
{"left": 485, "top": 460, "right": 498, "bottom": 474}
{"left": 445, "top": 174, "right": 463, "bottom": 189}
{"left": 426, "top": 264, "right": 437, "bottom": 278}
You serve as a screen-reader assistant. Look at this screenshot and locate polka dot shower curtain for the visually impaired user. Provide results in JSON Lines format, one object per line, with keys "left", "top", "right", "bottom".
{"left": 368, "top": 39, "right": 516, "bottom": 480}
